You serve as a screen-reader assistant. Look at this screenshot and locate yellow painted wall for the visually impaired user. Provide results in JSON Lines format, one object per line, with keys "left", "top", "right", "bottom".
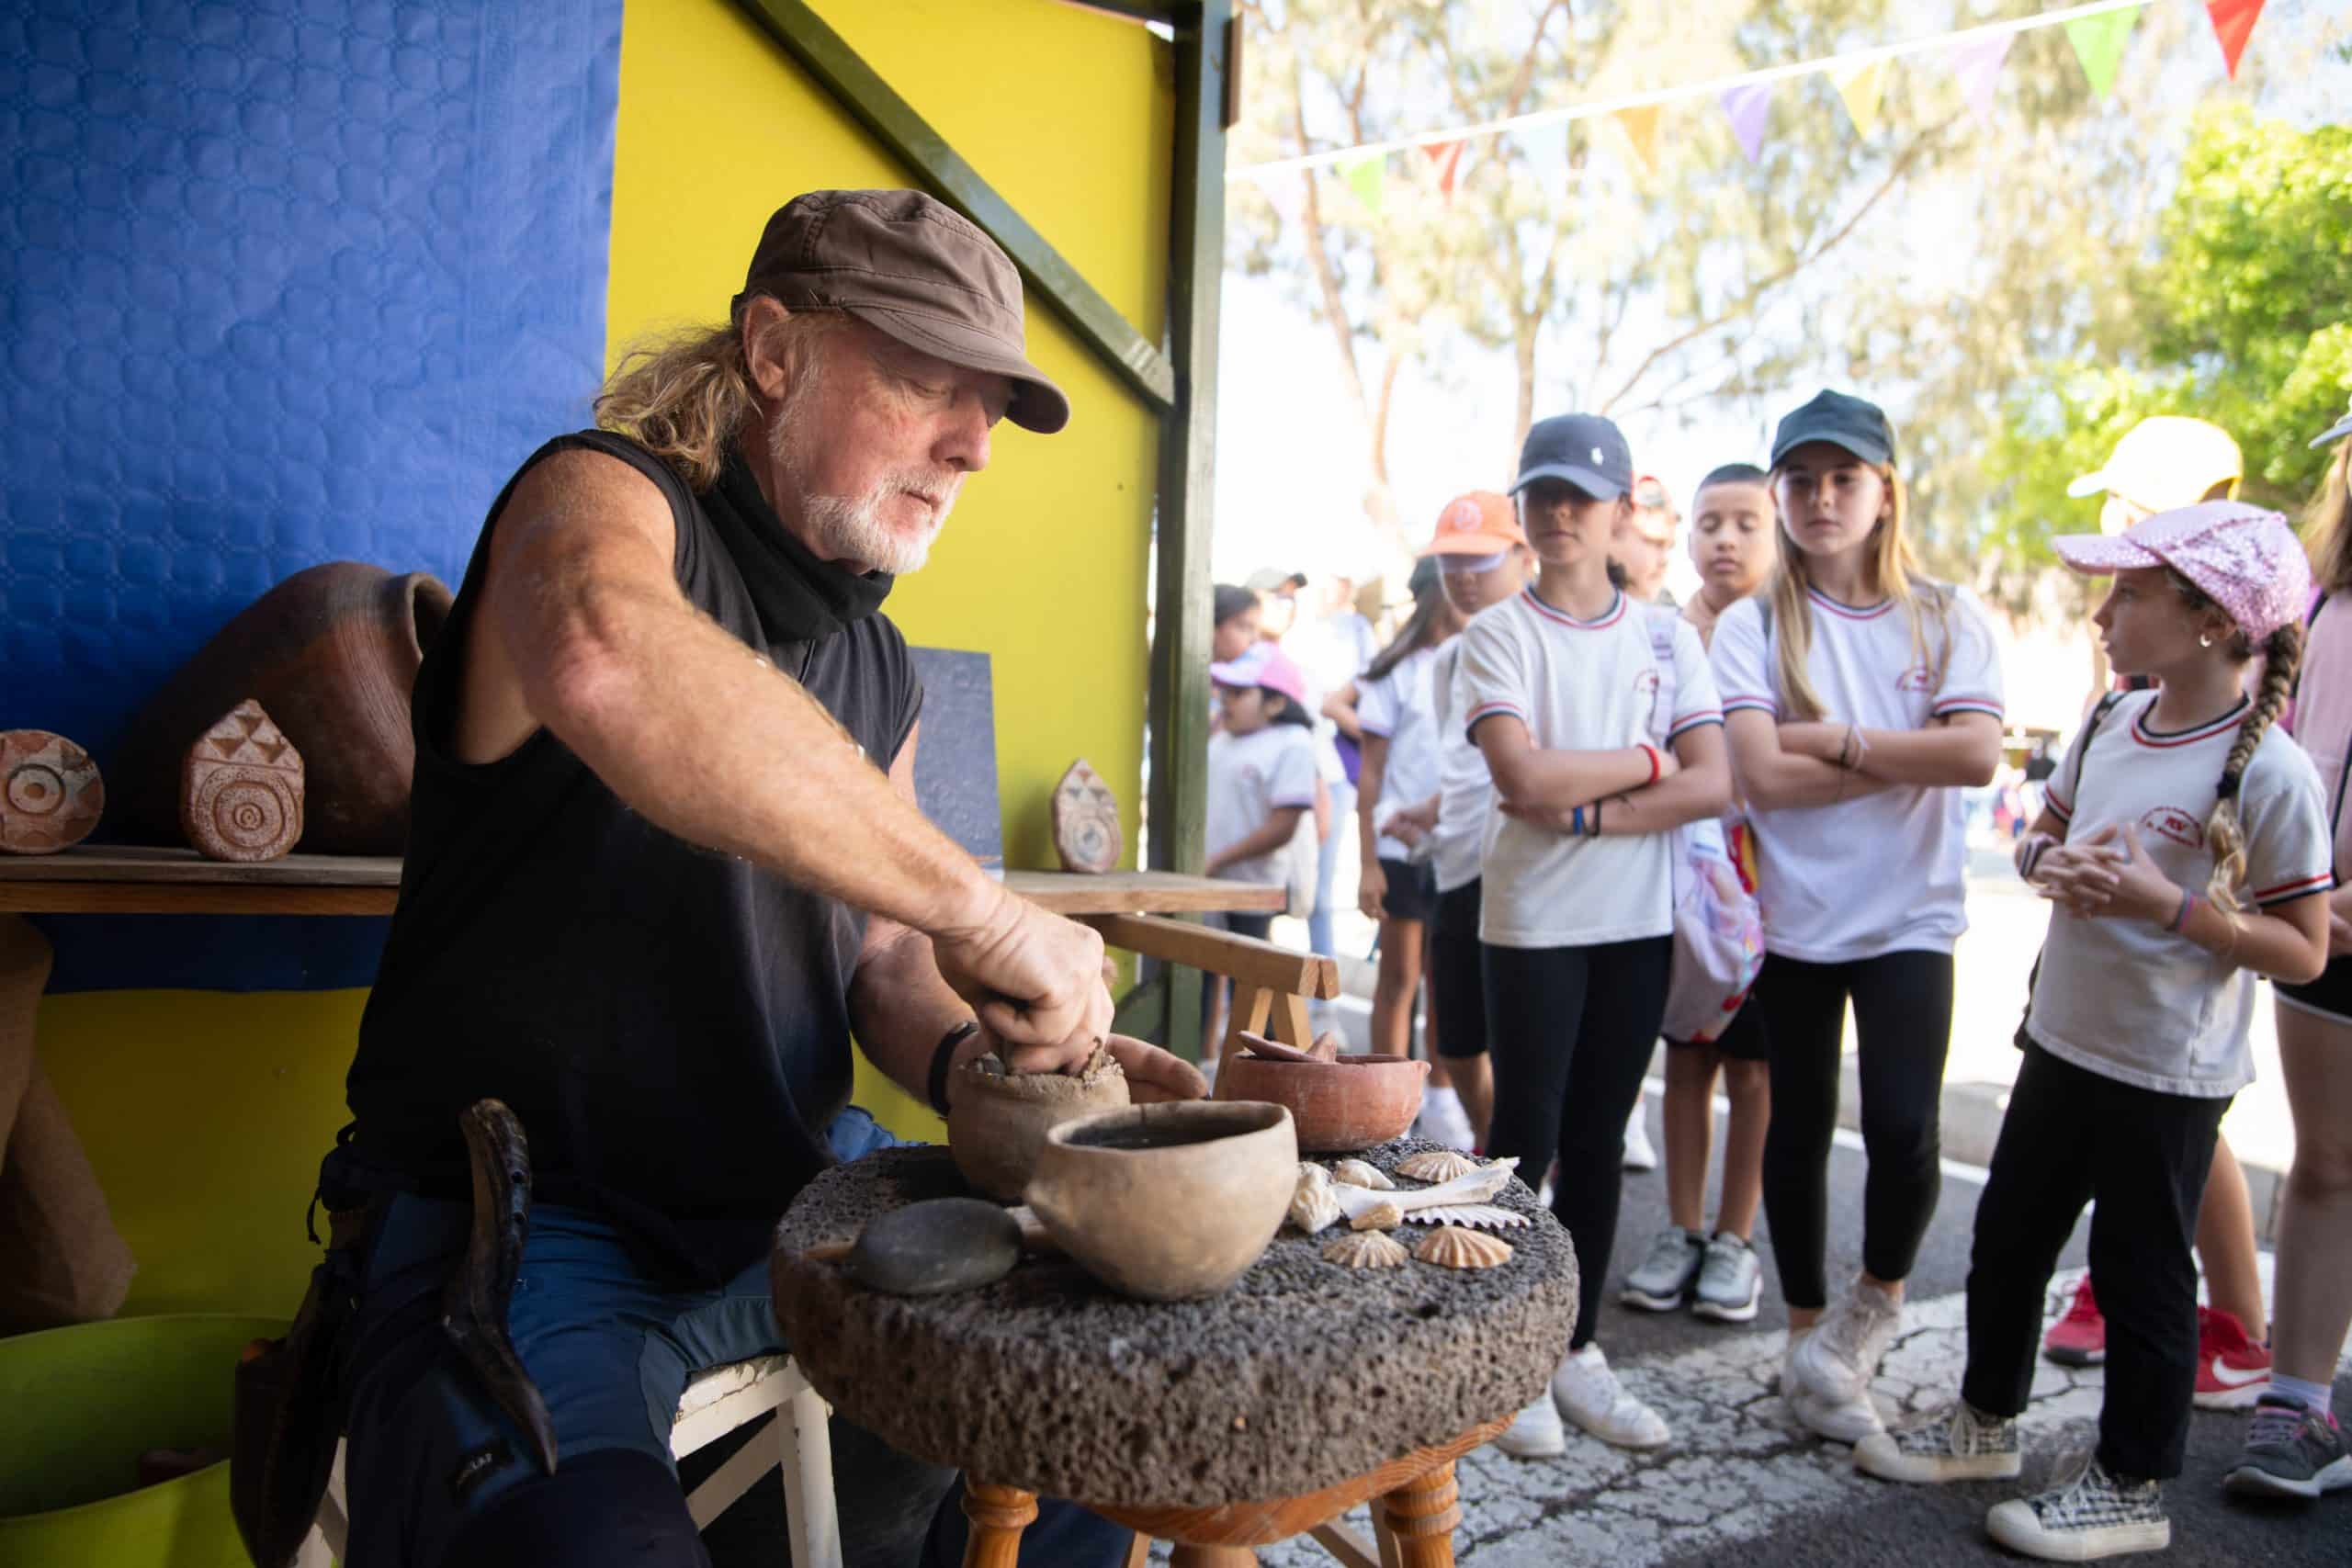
{"left": 34, "top": 0, "right": 1173, "bottom": 1315}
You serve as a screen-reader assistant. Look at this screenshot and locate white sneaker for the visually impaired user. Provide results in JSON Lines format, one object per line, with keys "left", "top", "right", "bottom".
{"left": 1781, "top": 1331, "right": 1884, "bottom": 1444}
{"left": 1855, "top": 1400, "right": 2021, "bottom": 1483}
{"left": 1495, "top": 1394, "right": 1566, "bottom": 1458}
{"left": 1415, "top": 1086, "right": 1476, "bottom": 1152}
{"left": 1552, "top": 1344, "right": 1670, "bottom": 1450}
{"left": 1622, "top": 1094, "right": 1658, "bottom": 1171}
{"left": 1792, "top": 1279, "right": 1903, "bottom": 1405}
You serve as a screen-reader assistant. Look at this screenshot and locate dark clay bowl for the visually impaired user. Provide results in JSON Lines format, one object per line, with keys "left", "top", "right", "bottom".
{"left": 1214, "top": 1052, "right": 1430, "bottom": 1153}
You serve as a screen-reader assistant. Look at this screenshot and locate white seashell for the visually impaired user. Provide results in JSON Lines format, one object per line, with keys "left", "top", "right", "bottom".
{"left": 1287, "top": 1168, "right": 1343, "bottom": 1235}
{"left": 1412, "top": 1225, "right": 1514, "bottom": 1269}
{"left": 1396, "top": 1149, "right": 1486, "bottom": 1184}
{"left": 1321, "top": 1230, "right": 1410, "bottom": 1269}
{"left": 1350, "top": 1200, "right": 1405, "bottom": 1231}
{"left": 1296, "top": 1160, "right": 1333, "bottom": 1190}
{"left": 1400, "top": 1203, "right": 1529, "bottom": 1230}
{"left": 1331, "top": 1159, "right": 1395, "bottom": 1190}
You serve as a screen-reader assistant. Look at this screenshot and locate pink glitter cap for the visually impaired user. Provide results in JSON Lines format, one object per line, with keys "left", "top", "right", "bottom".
{"left": 2053, "top": 500, "right": 2311, "bottom": 639}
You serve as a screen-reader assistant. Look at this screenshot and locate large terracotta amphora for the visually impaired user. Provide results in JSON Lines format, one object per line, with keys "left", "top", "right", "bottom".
{"left": 111, "top": 563, "right": 453, "bottom": 855}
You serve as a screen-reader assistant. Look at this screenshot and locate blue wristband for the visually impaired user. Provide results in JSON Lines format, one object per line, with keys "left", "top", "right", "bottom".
{"left": 1570, "top": 805, "right": 1586, "bottom": 835}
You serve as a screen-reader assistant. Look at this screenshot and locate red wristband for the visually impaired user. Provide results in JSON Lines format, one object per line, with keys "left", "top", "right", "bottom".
{"left": 1639, "top": 743, "right": 1660, "bottom": 785}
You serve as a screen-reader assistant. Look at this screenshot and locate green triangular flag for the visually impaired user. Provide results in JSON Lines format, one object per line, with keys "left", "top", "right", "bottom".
{"left": 1337, "top": 153, "right": 1386, "bottom": 217}
{"left": 2064, "top": 5, "right": 2141, "bottom": 99}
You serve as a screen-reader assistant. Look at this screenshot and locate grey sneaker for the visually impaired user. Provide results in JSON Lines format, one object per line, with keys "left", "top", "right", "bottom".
{"left": 1620, "top": 1226, "right": 1704, "bottom": 1311}
{"left": 1792, "top": 1278, "right": 1902, "bottom": 1404}
{"left": 2223, "top": 1393, "right": 2352, "bottom": 1502}
{"left": 1690, "top": 1232, "right": 1760, "bottom": 1323}
{"left": 1855, "top": 1400, "right": 2021, "bottom": 1483}
{"left": 1985, "top": 1453, "right": 2169, "bottom": 1561}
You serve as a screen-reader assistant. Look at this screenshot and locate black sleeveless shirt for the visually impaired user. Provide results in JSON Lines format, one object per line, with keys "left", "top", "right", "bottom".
{"left": 346, "top": 431, "right": 922, "bottom": 1285}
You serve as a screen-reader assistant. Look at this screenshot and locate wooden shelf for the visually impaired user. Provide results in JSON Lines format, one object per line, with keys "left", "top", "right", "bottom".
{"left": 0, "top": 847, "right": 1285, "bottom": 919}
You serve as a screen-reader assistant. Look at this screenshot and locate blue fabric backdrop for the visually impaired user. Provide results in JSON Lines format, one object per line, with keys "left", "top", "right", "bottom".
{"left": 1, "top": 0, "right": 623, "bottom": 990}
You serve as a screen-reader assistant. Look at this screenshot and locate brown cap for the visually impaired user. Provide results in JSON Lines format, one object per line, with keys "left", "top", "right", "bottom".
{"left": 735, "top": 188, "right": 1069, "bottom": 434}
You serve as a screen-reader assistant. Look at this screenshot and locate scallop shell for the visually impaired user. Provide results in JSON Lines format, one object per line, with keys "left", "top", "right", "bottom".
{"left": 1396, "top": 1149, "right": 1486, "bottom": 1184}
{"left": 1412, "top": 1225, "right": 1515, "bottom": 1269}
{"left": 1400, "top": 1203, "right": 1529, "bottom": 1231}
{"left": 1331, "top": 1159, "right": 1395, "bottom": 1190}
{"left": 1287, "top": 1168, "right": 1343, "bottom": 1235}
{"left": 1350, "top": 1200, "right": 1404, "bottom": 1232}
{"left": 1321, "top": 1230, "right": 1410, "bottom": 1269}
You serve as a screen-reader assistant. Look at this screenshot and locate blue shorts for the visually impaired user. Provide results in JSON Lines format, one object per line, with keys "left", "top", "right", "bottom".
{"left": 326, "top": 1109, "right": 1130, "bottom": 1568}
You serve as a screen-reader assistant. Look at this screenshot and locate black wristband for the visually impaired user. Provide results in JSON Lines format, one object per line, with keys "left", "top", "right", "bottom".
{"left": 927, "top": 1021, "right": 982, "bottom": 1117}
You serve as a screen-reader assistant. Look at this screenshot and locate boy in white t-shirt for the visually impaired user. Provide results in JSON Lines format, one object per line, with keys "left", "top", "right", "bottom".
{"left": 1858, "top": 502, "right": 2330, "bottom": 1564}
{"left": 1711, "top": 390, "right": 2005, "bottom": 1448}
{"left": 1464, "top": 414, "right": 1731, "bottom": 1459}
{"left": 1202, "top": 642, "right": 1318, "bottom": 1064}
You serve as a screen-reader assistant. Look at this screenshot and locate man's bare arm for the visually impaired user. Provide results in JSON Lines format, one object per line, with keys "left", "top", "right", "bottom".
{"left": 468, "top": 447, "right": 1110, "bottom": 1055}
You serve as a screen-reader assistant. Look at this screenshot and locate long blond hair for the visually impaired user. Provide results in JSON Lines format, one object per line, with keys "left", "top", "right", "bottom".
{"left": 2302, "top": 438, "right": 2352, "bottom": 595}
{"left": 2165, "top": 567, "right": 2305, "bottom": 911}
{"left": 1762, "top": 462, "right": 1950, "bottom": 720}
{"left": 593, "top": 304, "right": 848, "bottom": 491}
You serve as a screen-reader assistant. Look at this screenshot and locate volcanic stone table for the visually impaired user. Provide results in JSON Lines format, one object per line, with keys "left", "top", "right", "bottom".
{"left": 770, "top": 1139, "right": 1579, "bottom": 1567}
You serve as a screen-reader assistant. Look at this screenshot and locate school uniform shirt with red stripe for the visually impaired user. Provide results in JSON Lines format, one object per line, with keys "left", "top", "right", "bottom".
{"left": 1428, "top": 641, "right": 1491, "bottom": 896}
{"left": 1459, "top": 587, "right": 1723, "bottom": 948}
{"left": 1357, "top": 644, "right": 1443, "bottom": 863}
{"left": 2030, "top": 689, "right": 2332, "bottom": 1097}
{"left": 1709, "top": 584, "right": 2005, "bottom": 963}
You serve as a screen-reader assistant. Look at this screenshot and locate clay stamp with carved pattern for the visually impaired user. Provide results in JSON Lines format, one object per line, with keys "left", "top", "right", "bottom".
{"left": 0, "top": 730, "right": 105, "bottom": 854}
{"left": 1051, "top": 758, "right": 1122, "bottom": 874}
{"left": 181, "top": 700, "right": 305, "bottom": 862}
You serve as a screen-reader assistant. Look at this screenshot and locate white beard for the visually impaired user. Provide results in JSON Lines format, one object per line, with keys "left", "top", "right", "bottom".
{"left": 767, "top": 389, "right": 953, "bottom": 576}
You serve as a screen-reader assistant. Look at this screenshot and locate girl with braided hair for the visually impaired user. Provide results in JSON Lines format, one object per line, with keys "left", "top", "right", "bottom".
{"left": 1857, "top": 502, "right": 2333, "bottom": 1563}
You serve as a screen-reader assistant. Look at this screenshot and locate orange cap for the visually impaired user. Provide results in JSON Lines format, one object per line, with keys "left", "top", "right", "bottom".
{"left": 1419, "top": 491, "right": 1524, "bottom": 556}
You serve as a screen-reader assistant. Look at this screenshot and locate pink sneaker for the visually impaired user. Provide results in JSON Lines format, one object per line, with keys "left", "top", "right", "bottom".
{"left": 2194, "top": 1306, "right": 2272, "bottom": 1410}
{"left": 2041, "top": 1276, "right": 2105, "bottom": 1367}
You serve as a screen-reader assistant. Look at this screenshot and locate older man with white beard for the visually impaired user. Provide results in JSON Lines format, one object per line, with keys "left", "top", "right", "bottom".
{"left": 277, "top": 191, "right": 1196, "bottom": 1568}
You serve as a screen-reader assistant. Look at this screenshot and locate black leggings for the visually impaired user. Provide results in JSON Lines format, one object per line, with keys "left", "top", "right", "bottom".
{"left": 1755, "top": 949, "right": 1954, "bottom": 1310}
{"left": 1483, "top": 935, "right": 1672, "bottom": 1348}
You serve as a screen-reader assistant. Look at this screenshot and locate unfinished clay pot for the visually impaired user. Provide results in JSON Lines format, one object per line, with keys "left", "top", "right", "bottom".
{"left": 181, "top": 700, "right": 304, "bottom": 862}
{"left": 112, "top": 562, "right": 452, "bottom": 854}
{"left": 0, "top": 731, "right": 103, "bottom": 855}
{"left": 946, "top": 1047, "right": 1130, "bottom": 1201}
{"left": 1023, "top": 1100, "right": 1296, "bottom": 1302}
{"left": 1213, "top": 1052, "right": 1429, "bottom": 1154}
{"left": 1051, "top": 758, "right": 1122, "bottom": 874}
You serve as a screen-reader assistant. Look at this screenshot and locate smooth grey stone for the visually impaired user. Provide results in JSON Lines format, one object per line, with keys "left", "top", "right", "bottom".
{"left": 844, "top": 1197, "right": 1021, "bottom": 1296}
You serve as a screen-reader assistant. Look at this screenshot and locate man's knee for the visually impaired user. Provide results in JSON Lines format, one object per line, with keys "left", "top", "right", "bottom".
{"left": 440, "top": 1449, "right": 706, "bottom": 1568}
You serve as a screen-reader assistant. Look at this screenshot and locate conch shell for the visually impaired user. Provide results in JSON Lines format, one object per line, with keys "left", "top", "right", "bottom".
{"left": 1350, "top": 1200, "right": 1404, "bottom": 1231}
{"left": 1396, "top": 1149, "right": 1486, "bottom": 1184}
{"left": 1287, "top": 1164, "right": 1342, "bottom": 1235}
{"left": 1412, "top": 1225, "right": 1514, "bottom": 1269}
{"left": 1402, "top": 1203, "right": 1528, "bottom": 1231}
{"left": 1321, "top": 1230, "right": 1409, "bottom": 1269}
{"left": 1331, "top": 1159, "right": 1395, "bottom": 1190}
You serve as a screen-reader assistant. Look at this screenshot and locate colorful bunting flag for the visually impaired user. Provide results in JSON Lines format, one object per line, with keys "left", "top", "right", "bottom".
{"left": 1421, "top": 140, "right": 1467, "bottom": 199}
{"left": 2064, "top": 5, "right": 2140, "bottom": 100}
{"left": 1719, "top": 82, "right": 1771, "bottom": 164}
{"left": 1614, "top": 104, "right": 1661, "bottom": 176}
{"left": 1337, "top": 152, "right": 1386, "bottom": 216}
{"left": 2206, "top": 0, "right": 2265, "bottom": 80}
{"left": 1947, "top": 32, "right": 2012, "bottom": 122}
{"left": 1830, "top": 60, "right": 1887, "bottom": 139}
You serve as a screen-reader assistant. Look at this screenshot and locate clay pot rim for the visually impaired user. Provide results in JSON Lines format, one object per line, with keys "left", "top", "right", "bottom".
{"left": 1042, "top": 1100, "right": 1291, "bottom": 1153}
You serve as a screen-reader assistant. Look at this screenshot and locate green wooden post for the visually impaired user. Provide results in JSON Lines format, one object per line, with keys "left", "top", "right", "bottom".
{"left": 1146, "top": 0, "right": 1230, "bottom": 1058}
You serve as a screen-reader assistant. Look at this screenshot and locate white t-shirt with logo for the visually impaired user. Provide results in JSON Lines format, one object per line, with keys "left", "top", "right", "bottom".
{"left": 1459, "top": 587, "right": 1724, "bottom": 948}
{"left": 2030, "top": 690, "right": 2332, "bottom": 1096}
{"left": 1710, "top": 584, "right": 2006, "bottom": 963}
{"left": 1358, "top": 644, "right": 1443, "bottom": 863}
{"left": 1206, "top": 723, "right": 1318, "bottom": 890}
{"left": 1429, "top": 641, "right": 1491, "bottom": 895}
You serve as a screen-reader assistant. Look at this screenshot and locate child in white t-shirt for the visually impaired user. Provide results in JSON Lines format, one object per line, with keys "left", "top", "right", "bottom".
{"left": 1857, "top": 502, "right": 2330, "bottom": 1564}
{"left": 1463, "top": 414, "right": 1731, "bottom": 1459}
{"left": 1711, "top": 390, "right": 2005, "bottom": 1445}
{"left": 1201, "top": 643, "right": 1318, "bottom": 1063}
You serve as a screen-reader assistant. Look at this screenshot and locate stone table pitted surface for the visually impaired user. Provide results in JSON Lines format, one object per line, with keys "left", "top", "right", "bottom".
{"left": 769, "top": 1137, "right": 1578, "bottom": 1509}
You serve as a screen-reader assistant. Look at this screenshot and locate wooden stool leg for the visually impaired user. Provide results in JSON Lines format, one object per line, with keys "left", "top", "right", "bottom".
{"left": 1377, "top": 1459, "right": 1464, "bottom": 1568}
{"left": 961, "top": 1480, "right": 1037, "bottom": 1568}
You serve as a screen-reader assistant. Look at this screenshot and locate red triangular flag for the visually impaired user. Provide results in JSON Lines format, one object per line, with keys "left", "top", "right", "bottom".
{"left": 2206, "top": 0, "right": 2264, "bottom": 79}
{"left": 1421, "top": 140, "right": 1466, "bottom": 199}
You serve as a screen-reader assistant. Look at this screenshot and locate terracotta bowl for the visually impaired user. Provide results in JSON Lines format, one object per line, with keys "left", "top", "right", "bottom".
{"left": 946, "top": 1055, "right": 1131, "bottom": 1201}
{"left": 1023, "top": 1101, "right": 1297, "bottom": 1302}
{"left": 1214, "top": 1052, "right": 1430, "bottom": 1153}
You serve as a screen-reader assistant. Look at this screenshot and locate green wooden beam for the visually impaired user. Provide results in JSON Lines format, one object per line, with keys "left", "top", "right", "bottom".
{"left": 729, "top": 0, "right": 1178, "bottom": 412}
{"left": 1145, "top": 0, "right": 1231, "bottom": 1061}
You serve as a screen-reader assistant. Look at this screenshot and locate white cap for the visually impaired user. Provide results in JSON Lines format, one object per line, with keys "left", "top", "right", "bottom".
{"left": 2066, "top": 416, "right": 2242, "bottom": 513}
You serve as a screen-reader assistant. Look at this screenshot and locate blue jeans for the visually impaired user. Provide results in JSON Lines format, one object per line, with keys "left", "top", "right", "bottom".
{"left": 325, "top": 1111, "right": 1131, "bottom": 1567}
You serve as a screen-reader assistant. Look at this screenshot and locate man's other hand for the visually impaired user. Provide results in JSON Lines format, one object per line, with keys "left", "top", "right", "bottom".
{"left": 1102, "top": 1035, "right": 1209, "bottom": 1103}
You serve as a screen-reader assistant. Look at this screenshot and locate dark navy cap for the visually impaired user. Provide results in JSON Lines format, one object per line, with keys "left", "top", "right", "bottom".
{"left": 1513, "top": 413, "right": 1634, "bottom": 501}
{"left": 1770, "top": 389, "right": 1895, "bottom": 468}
